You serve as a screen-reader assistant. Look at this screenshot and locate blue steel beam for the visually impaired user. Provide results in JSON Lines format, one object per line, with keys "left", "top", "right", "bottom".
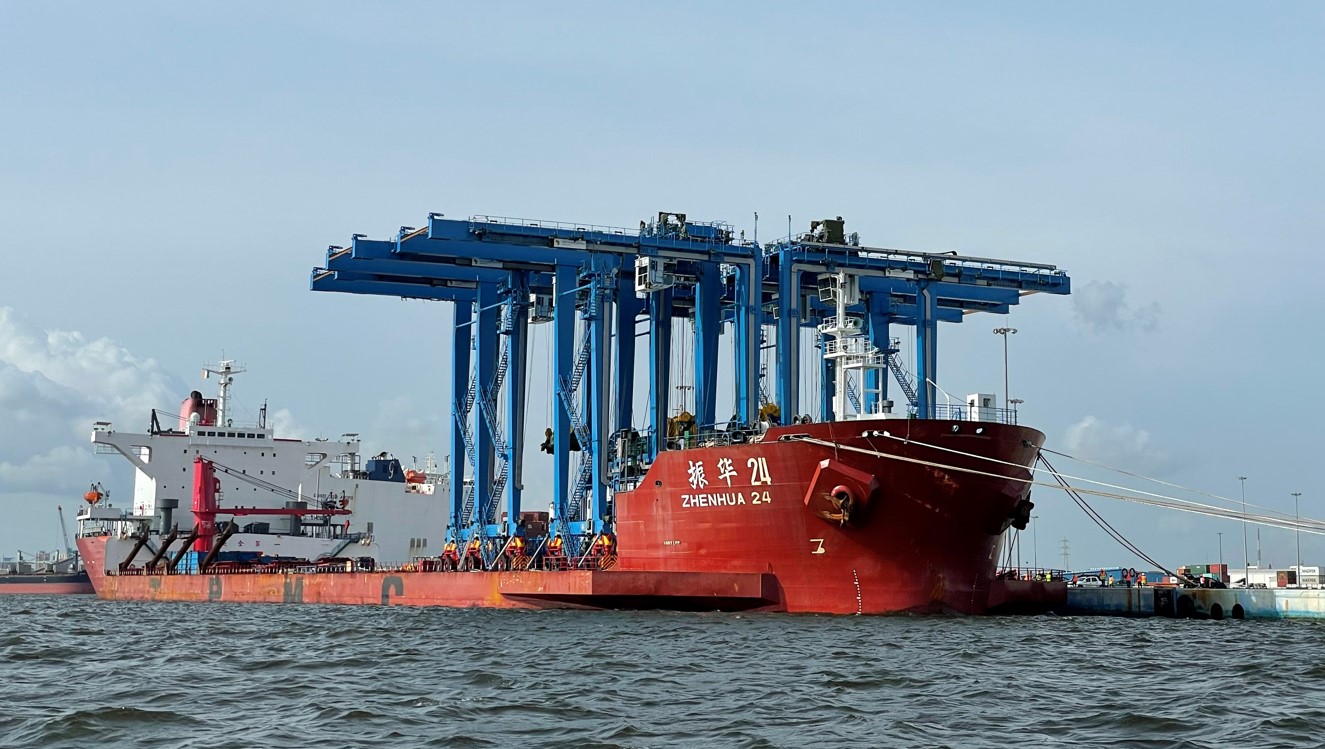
{"left": 310, "top": 271, "right": 477, "bottom": 303}
{"left": 450, "top": 302, "right": 472, "bottom": 537}
{"left": 693, "top": 262, "right": 721, "bottom": 428}
{"left": 505, "top": 274, "right": 529, "bottom": 534}
{"left": 914, "top": 283, "right": 938, "bottom": 419}
{"left": 614, "top": 273, "right": 642, "bottom": 435}
{"left": 771, "top": 242, "right": 1070, "bottom": 295}
{"left": 732, "top": 259, "right": 759, "bottom": 425}
{"left": 648, "top": 288, "right": 673, "bottom": 459}
{"left": 424, "top": 216, "right": 758, "bottom": 269}
{"left": 775, "top": 256, "right": 800, "bottom": 419}
{"left": 798, "top": 295, "right": 967, "bottom": 325}
{"left": 474, "top": 282, "right": 499, "bottom": 531}
{"left": 818, "top": 331, "right": 832, "bottom": 422}
{"left": 551, "top": 265, "right": 576, "bottom": 537}
{"left": 334, "top": 239, "right": 518, "bottom": 285}
{"left": 865, "top": 296, "right": 890, "bottom": 414}
{"left": 462, "top": 215, "right": 758, "bottom": 258}
{"left": 587, "top": 259, "right": 614, "bottom": 526}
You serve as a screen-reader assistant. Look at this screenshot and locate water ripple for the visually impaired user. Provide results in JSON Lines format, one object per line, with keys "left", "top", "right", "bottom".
{"left": 2, "top": 598, "right": 1325, "bottom": 748}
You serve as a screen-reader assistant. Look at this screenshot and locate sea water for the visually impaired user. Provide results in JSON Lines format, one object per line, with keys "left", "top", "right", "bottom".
{"left": 2, "top": 596, "right": 1324, "bottom": 748}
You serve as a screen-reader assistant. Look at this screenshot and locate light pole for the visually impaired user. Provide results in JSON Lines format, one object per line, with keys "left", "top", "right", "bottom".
{"left": 1009, "top": 398, "right": 1024, "bottom": 425}
{"left": 1217, "top": 532, "right": 1223, "bottom": 573}
{"left": 1237, "top": 476, "right": 1249, "bottom": 586}
{"left": 1015, "top": 528, "right": 1021, "bottom": 575}
{"left": 1293, "top": 492, "right": 1303, "bottom": 586}
{"left": 1031, "top": 514, "right": 1039, "bottom": 571}
{"left": 993, "top": 327, "right": 1017, "bottom": 410}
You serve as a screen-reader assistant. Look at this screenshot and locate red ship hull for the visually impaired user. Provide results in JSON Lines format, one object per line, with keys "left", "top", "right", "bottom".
{"left": 79, "top": 418, "right": 1051, "bottom": 614}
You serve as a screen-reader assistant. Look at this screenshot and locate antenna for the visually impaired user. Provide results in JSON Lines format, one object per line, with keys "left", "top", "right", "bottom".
{"left": 203, "top": 359, "right": 246, "bottom": 428}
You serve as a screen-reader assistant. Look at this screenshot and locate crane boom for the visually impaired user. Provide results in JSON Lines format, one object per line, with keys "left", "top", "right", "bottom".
{"left": 57, "top": 505, "right": 73, "bottom": 557}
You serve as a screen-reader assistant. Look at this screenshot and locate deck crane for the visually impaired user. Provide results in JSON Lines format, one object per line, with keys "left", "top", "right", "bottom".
{"left": 57, "top": 505, "right": 74, "bottom": 559}
{"left": 309, "top": 211, "right": 1070, "bottom": 563}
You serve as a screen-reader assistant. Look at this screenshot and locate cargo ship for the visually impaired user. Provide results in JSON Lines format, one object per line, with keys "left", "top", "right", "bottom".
{"left": 1, "top": 552, "right": 93, "bottom": 595}
{"left": 78, "top": 213, "right": 1072, "bottom": 614}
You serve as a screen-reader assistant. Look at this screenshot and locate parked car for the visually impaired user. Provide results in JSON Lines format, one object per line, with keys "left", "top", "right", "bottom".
{"left": 1071, "top": 574, "right": 1104, "bottom": 588}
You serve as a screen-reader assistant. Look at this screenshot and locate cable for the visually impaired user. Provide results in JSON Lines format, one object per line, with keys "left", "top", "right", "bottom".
{"left": 796, "top": 436, "right": 1325, "bottom": 535}
{"left": 865, "top": 432, "right": 1313, "bottom": 527}
{"left": 1041, "top": 446, "right": 1292, "bottom": 519}
{"left": 1039, "top": 453, "right": 1177, "bottom": 578}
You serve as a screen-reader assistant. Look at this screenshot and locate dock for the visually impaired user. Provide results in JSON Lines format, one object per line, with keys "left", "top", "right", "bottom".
{"left": 1053, "top": 587, "right": 1325, "bottom": 620}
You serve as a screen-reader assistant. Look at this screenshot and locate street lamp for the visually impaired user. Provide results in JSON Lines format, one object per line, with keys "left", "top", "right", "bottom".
{"left": 993, "top": 327, "right": 1018, "bottom": 410}
{"left": 1293, "top": 492, "right": 1303, "bottom": 586}
{"left": 1032, "top": 514, "right": 1039, "bottom": 571}
{"left": 1237, "top": 476, "right": 1249, "bottom": 586}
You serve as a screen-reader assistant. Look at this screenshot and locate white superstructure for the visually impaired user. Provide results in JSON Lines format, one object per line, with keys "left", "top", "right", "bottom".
{"left": 82, "top": 360, "right": 448, "bottom": 565}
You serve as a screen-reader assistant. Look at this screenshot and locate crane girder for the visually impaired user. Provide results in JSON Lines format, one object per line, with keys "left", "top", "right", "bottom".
{"left": 309, "top": 210, "right": 1072, "bottom": 552}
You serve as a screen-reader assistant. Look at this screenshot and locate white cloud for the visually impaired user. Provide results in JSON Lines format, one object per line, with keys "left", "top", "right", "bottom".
{"left": 0, "top": 445, "right": 106, "bottom": 493}
{"left": 1062, "top": 415, "right": 1173, "bottom": 476}
{"left": 0, "top": 307, "right": 184, "bottom": 493}
{"left": 266, "top": 407, "right": 306, "bottom": 441}
{"left": 1072, "top": 280, "right": 1160, "bottom": 334}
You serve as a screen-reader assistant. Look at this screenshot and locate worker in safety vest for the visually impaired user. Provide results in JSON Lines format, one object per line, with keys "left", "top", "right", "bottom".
{"left": 506, "top": 535, "right": 526, "bottom": 559}
{"left": 463, "top": 537, "right": 482, "bottom": 570}
{"left": 1139, "top": 572, "right": 1147, "bottom": 586}
{"left": 543, "top": 534, "right": 565, "bottom": 571}
{"left": 442, "top": 540, "right": 460, "bottom": 570}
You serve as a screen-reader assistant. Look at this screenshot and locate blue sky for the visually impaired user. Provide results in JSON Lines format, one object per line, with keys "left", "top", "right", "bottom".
{"left": 2, "top": 2, "right": 1323, "bottom": 571}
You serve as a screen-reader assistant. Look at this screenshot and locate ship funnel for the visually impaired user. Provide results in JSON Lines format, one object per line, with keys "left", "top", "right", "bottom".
{"left": 158, "top": 498, "right": 179, "bottom": 534}
{"left": 285, "top": 500, "right": 306, "bottom": 535}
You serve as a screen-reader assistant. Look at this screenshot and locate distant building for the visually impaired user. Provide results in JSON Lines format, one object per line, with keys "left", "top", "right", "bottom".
{"left": 1228, "top": 565, "right": 1319, "bottom": 588}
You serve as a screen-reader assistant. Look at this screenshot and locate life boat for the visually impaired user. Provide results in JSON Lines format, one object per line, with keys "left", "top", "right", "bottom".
{"left": 404, "top": 469, "right": 426, "bottom": 484}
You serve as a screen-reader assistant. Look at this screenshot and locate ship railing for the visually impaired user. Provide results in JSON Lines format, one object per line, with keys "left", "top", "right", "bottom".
{"left": 470, "top": 215, "right": 636, "bottom": 238}
{"left": 664, "top": 423, "right": 762, "bottom": 452}
{"left": 114, "top": 551, "right": 628, "bottom": 576}
{"left": 931, "top": 404, "right": 1018, "bottom": 425}
{"left": 997, "top": 567, "right": 1068, "bottom": 583}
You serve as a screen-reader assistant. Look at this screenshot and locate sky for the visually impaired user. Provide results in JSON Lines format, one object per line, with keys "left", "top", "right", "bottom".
{"left": 2, "top": 1, "right": 1323, "bottom": 571}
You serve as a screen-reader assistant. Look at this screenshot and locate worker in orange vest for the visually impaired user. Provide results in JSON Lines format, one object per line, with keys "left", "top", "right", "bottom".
{"left": 505, "top": 535, "right": 526, "bottom": 566}
{"left": 463, "top": 537, "right": 482, "bottom": 571}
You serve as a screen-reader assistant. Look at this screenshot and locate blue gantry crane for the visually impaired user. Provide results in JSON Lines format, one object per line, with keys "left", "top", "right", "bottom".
{"left": 310, "top": 212, "right": 1069, "bottom": 561}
